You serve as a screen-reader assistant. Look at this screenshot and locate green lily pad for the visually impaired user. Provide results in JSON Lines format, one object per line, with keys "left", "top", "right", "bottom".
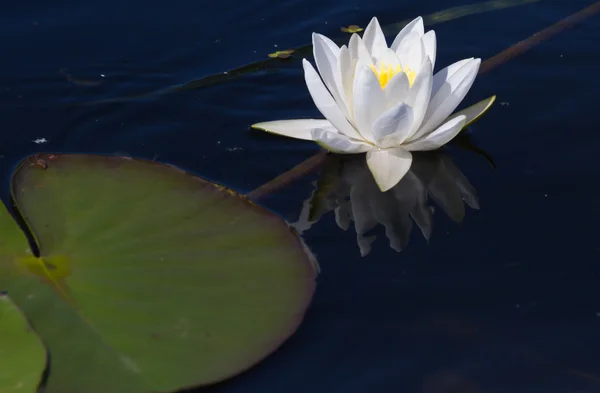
{"left": 1, "top": 154, "right": 317, "bottom": 393}
{"left": 0, "top": 294, "right": 47, "bottom": 393}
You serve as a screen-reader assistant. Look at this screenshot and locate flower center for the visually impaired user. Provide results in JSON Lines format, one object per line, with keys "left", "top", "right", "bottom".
{"left": 369, "top": 62, "right": 416, "bottom": 89}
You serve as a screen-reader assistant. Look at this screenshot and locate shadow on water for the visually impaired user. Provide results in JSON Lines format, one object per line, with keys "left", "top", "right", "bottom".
{"left": 292, "top": 150, "right": 482, "bottom": 257}
{"left": 287, "top": 127, "right": 495, "bottom": 258}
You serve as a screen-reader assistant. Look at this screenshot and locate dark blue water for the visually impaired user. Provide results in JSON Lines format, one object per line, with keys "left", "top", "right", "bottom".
{"left": 3, "top": 0, "right": 600, "bottom": 391}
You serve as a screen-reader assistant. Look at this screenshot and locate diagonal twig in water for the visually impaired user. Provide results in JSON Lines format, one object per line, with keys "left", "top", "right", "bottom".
{"left": 479, "top": 0, "right": 600, "bottom": 73}
{"left": 83, "top": 0, "right": 546, "bottom": 105}
{"left": 246, "top": 0, "right": 600, "bottom": 201}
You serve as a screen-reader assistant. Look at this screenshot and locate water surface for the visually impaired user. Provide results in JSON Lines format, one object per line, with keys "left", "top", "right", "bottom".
{"left": 2, "top": 0, "right": 600, "bottom": 392}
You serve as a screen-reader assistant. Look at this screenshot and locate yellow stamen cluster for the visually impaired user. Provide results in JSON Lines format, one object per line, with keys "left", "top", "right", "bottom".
{"left": 369, "top": 63, "right": 416, "bottom": 89}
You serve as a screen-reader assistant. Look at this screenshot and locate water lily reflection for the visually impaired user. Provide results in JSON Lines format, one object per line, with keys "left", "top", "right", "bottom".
{"left": 293, "top": 151, "right": 479, "bottom": 256}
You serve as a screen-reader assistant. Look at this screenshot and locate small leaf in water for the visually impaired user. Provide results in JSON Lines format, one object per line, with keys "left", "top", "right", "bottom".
{"left": 267, "top": 49, "right": 295, "bottom": 59}
{"left": 341, "top": 25, "right": 363, "bottom": 33}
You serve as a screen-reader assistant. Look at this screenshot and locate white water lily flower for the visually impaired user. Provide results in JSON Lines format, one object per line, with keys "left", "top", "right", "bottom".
{"left": 252, "top": 16, "right": 495, "bottom": 192}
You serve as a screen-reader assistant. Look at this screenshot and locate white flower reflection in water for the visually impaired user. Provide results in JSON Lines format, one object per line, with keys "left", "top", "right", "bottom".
{"left": 293, "top": 151, "right": 479, "bottom": 256}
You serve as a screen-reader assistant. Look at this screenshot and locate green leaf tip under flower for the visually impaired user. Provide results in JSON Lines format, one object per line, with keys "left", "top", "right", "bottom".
{"left": 253, "top": 16, "right": 496, "bottom": 192}
{"left": 454, "top": 94, "right": 496, "bottom": 129}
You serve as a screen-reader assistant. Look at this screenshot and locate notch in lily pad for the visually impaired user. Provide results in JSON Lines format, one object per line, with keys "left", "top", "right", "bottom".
{"left": 268, "top": 49, "right": 295, "bottom": 59}
{"left": 341, "top": 25, "right": 363, "bottom": 33}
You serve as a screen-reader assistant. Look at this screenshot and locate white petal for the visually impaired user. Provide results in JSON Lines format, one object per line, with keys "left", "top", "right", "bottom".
{"left": 396, "top": 32, "right": 425, "bottom": 73}
{"left": 421, "top": 30, "right": 437, "bottom": 70}
{"left": 313, "top": 34, "right": 350, "bottom": 118}
{"left": 348, "top": 33, "right": 359, "bottom": 59}
{"left": 317, "top": 33, "right": 340, "bottom": 56}
{"left": 394, "top": 32, "right": 416, "bottom": 66}
{"left": 404, "top": 173, "right": 432, "bottom": 240}
{"left": 372, "top": 102, "right": 414, "bottom": 148}
{"left": 390, "top": 16, "right": 424, "bottom": 51}
{"left": 405, "top": 58, "right": 433, "bottom": 137}
{"left": 349, "top": 34, "right": 371, "bottom": 65}
{"left": 377, "top": 48, "right": 401, "bottom": 68}
{"left": 384, "top": 71, "right": 410, "bottom": 106}
{"left": 302, "top": 59, "right": 363, "bottom": 139}
{"left": 430, "top": 58, "right": 473, "bottom": 98}
{"left": 403, "top": 115, "right": 467, "bottom": 151}
{"left": 349, "top": 184, "right": 378, "bottom": 257}
{"left": 334, "top": 202, "right": 352, "bottom": 231}
{"left": 338, "top": 45, "right": 355, "bottom": 115}
{"left": 416, "top": 58, "right": 480, "bottom": 137}
{"left": 428, "top": 171, "right": 466, "bottom": 224}
{"left": 251, "top": 119, "right": 332, "bottom": 141}
{"left": 311, "top": 128, "right": 372, "bottom": 154}
{"left": 445, "top": 95, "right": 496, "bottom": 127}
{"left": 366, "top": 147, "right": 413, "bottom": 192}
{"left": 362, "top": 17, "right": 388, "bottom": 61}
{"left": 440, "top": 154, "right": 480, "bottom": 210}
{"left": 353, "top": 62, "right": 386, "bottom": 143}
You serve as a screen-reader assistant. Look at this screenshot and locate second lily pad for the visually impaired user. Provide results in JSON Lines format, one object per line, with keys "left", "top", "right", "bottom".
{"left": 0, "top": 295, "right": 47, "bottom": 393}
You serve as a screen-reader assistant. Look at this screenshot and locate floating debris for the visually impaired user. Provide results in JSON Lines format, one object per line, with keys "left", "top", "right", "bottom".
{"left": 267, "top": 49, "right": 295, "bottom": 59}
{"left": 29, "top": 154, "right": 55, "bottom": 169}
{"left": 59, "top": 68, "right": 103, "bottom": 87}
{"left": 341, "top": 25, "right": 363, "bottom": 33}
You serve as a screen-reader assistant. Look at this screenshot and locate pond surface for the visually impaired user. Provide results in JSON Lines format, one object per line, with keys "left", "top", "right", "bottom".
{"left": 3, "top": 0, "right": 600, "bottom": 392}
